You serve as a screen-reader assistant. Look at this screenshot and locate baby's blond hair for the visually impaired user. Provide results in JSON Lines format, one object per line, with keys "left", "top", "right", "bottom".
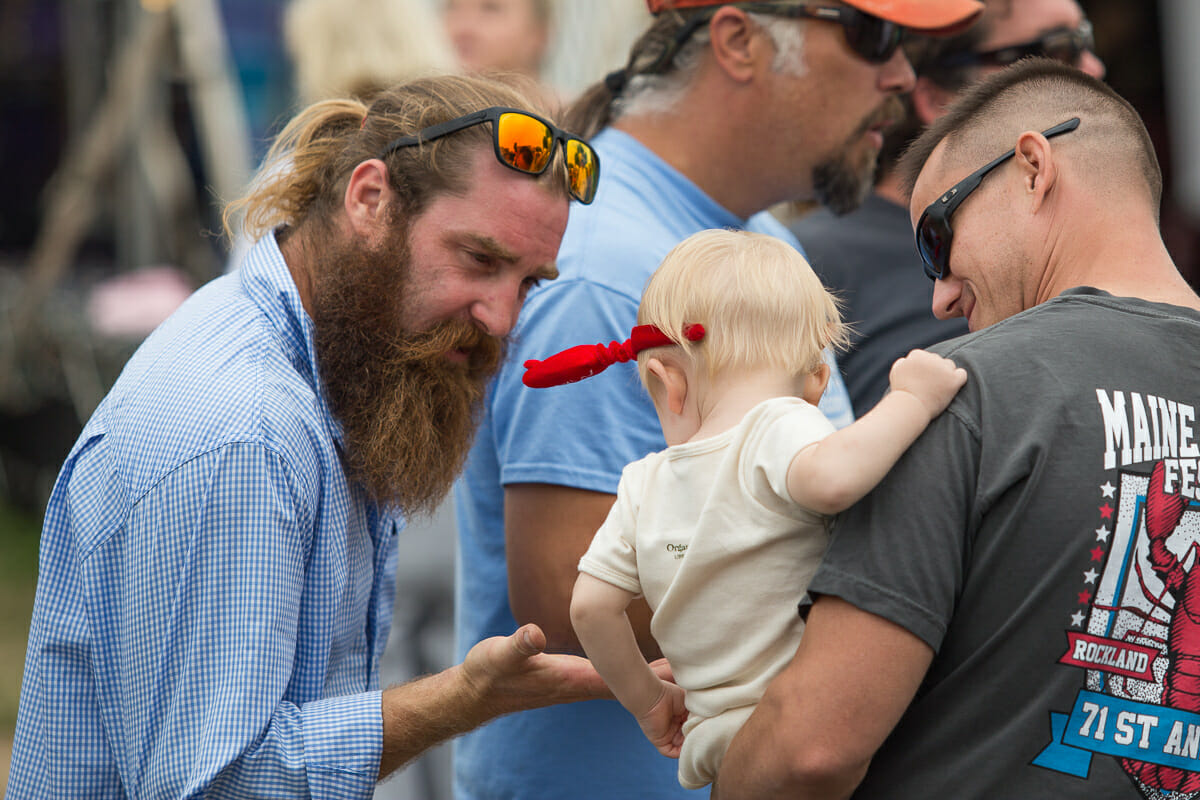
{"left": 636, "top": 229, "right": 848, "bottom": 388}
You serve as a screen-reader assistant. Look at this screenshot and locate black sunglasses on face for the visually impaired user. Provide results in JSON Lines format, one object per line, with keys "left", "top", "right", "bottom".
{"left": 916, "top": 117, "right": 1080, "bottom": 281}
{"left": 377, "top": 107, "right": 600, "bottom": 204}
{"left": 934, "top": 20, "right": 1095, "bottom": 70}
{"left": 658, "top": 2, "right": 905, "bottom": 72}
{"left": 739, "top": 3, "right": 906, "bottom": 63}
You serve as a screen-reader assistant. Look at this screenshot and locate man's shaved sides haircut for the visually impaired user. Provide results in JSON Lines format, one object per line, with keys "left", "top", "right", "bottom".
{"left": 899, "top": 58, "right": 1161, "bottom": 211}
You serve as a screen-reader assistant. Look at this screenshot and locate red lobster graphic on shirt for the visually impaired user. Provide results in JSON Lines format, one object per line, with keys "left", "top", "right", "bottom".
{"left": 1123, "top": 460, "right": 1199, "bottom": 792}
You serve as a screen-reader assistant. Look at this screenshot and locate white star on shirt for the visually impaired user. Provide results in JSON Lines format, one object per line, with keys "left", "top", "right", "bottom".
{"left": 1084, "top": 569, "right": 1098, "bottom": 584}
{"left": 1096, "top": 526, "right": 1111, "bottom": 542}
{"left": 1071, "top": 611, "right": 1086, "bottom": 627}
{"left": 1101, "top": 482, "right": 1116, "bottom": 498}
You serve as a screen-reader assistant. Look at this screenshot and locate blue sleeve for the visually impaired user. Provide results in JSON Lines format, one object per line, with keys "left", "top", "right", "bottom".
{"left": 747, "top": 210, "right": 854, "bottom": 428}
{"left": 819, "top": 350, "right": 855, "bottom": 428}
{"left": 492, "top": 279, "right": 666, "bottom": 494}
{"left": 80, "top": 443, "right": 381, "bottom": 798}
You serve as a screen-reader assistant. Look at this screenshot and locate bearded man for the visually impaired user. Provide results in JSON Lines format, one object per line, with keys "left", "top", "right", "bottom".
{"left": 7, "top": 73, "right": 608, "bottom": 799}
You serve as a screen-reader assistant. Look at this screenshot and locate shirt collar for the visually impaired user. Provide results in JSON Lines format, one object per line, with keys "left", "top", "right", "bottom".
{"left": 239, "top": 231, "right": 346, "bottom": 446}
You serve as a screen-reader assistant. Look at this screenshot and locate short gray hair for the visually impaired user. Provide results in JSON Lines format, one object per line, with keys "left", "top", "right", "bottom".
{"left": 617, "top": 12, "right": 807, "bottom": 120}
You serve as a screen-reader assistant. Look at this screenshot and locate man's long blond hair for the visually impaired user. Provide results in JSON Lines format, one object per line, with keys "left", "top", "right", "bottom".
{"left": 223, "top": 73, "right": 566, "bottom": 243}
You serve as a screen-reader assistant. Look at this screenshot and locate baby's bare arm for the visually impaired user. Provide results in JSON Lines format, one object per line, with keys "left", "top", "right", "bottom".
{"left": 570, "top": 575, "right": 665, "bottom": 717}
{"left": 570, "top": 573, "right": 686, "bottom": 757}
{"left": 787, "top": 350, "right": 966, "bottom": 514}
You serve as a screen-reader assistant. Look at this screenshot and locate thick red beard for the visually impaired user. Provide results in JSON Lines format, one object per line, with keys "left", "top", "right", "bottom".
{"left": 309, "top": 223, "right": 504, "bottom": 516}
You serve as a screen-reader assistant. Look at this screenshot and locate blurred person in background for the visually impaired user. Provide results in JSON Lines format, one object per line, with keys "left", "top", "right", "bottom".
{"left": 452, "top": 1, "right": 983, "bottom": 798}
{"left": 443, "top": 0, "right": 553, "bottom": 85}
{"left": 6, "top": 73, "right": 608, "bottom": 799}
{"left": 791, "top": 0, "right": 1104, "bottom": 417}
{"left": 225, "top": 0, "right": 459, "bottom": 273}
{"left": 285, "top": 0, "right": 456, "bottom": 104}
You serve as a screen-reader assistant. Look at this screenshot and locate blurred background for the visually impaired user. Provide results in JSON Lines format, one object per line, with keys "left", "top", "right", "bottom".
{"left": 0, "top": 0, "right": 1197, "bottom": 797}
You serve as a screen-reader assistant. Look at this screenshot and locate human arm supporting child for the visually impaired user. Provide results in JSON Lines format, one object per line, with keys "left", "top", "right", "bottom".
{"left": 786, "top": 348, "right": 967, "bottom": 514}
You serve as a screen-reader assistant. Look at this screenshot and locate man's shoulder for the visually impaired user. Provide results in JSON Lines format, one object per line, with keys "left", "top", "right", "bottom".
{"left": 924, "top": 290, "right": 1200, "bottom": 430}
{"left": 930, "top": 289, "right": 1197, "bottom": 364}
{"left": 567, "top": 128, "right": 769, "bottom": 279}
{"left": 549, "top": 202, "right": 680, "bottom": 306}
{"left": 560, "top": 176, "right": 687, "bottom": 269}
{"left": 94, "top": 284, "right": 331, "bottom": 498}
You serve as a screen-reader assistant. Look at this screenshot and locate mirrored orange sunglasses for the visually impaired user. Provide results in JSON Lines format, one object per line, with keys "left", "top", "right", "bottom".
{"left": 377, "top": 106, "right": 599, "bottom": 204}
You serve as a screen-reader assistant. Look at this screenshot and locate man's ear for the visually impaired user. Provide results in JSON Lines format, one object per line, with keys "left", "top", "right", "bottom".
{"left": 1014, "top": 129, "right": 1058, "bottom": 215}
{"left": 646, "top": 356, "right": 690, "bottom": 416}
{"left": 707, "top": 6, "right": 760, "bottom": 83}
{"left": 801, "top": 362, "right": 830, "bottom": 406}
{"left": 343, "top": 158, "right": 394, "bottom": 240}
{"left": 910, "top": 76, "right": 957, "bottom": 126}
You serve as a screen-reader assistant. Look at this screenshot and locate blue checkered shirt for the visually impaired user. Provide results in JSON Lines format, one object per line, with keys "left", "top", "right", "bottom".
{"left": 8, "top": 234, "right": 401, "bottom": 798}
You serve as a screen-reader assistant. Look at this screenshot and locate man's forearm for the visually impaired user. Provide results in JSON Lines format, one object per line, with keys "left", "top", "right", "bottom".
{"left": 714, "top": 692, "right": 868, "bottom": 800}
{"left": 715, "top": 597, "right": 933, "bottom": 798}
{"left": 377, "top": 664, "right": 484, "bottom": 778}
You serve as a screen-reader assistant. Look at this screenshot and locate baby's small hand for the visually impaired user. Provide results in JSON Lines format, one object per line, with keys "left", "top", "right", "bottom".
{"left": 637, "top": 681, "right": 688, "bottom": 759}
{"left": 888, "top": 349, "right": 968, "bottom": 419}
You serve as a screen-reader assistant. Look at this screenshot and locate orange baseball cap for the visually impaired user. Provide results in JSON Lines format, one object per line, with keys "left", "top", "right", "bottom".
{"left": 646, "top": 0, "right": 984, "bottom": 35}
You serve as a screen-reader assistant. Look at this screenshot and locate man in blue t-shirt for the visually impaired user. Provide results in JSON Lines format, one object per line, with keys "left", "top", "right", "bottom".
{"left": 453, "top": 1, "right": 984, "bottom": 797}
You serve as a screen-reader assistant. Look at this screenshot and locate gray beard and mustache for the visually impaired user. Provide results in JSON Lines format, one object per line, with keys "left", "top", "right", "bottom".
{"left": 812, "top": 149, "right": 874, "bottom": 216}
{"left": 813, "top": 96, "right": 904, "bottom": 216}
{"left": 309, "top": 223, "right": 504, "bottom": 517}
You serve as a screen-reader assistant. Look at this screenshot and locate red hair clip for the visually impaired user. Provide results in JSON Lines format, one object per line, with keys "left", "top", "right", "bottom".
{"left": 523, "top": 324, "right": 705, "bottom": 388}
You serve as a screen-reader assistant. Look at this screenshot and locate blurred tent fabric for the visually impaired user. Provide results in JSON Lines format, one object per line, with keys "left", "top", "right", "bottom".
{"left": 0, "top": 0, "right": 255, "bottom": 510}
{"left": 542, "top": 0, "right": 651, "bottom": 100}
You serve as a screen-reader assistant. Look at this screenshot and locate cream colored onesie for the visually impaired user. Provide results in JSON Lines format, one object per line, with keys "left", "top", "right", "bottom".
{"left": 578, "top": 396, "right": 834, "bottom": 789}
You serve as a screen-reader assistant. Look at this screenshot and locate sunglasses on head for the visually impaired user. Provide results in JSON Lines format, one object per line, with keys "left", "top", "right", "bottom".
{"left": 377, "top": 107, "right": 600, "bottom": 204}
{"left": 936, "top": 20, "right": 1095, "bottom": 70}
{"left": 916, "top": 117, "right": 1080, "bottom": 281}
{"left": 661, "top": 2, "right": 905, "bottom": 72}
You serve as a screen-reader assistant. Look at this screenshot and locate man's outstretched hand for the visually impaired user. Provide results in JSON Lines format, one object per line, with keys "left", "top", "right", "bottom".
{"left": 460, "top": 623, "right": 613, "bottom": 719}
{"left": 378, "top": 623, "right": 612, "bottom": 778}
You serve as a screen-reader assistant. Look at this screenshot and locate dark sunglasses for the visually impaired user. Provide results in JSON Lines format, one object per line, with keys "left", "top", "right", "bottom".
{"left": 377, "top": 107, "right": 600, "bottom": 204}
{"left": 659, "top": 2, "right": 905, "bottom": 72}
{"left": 934, "top": 20, "right": 1095, "bottom": 70}
{"left": 916, "top": 117, "right": 1080, "bottom": 281}
{"left": 743, "top": 3, "right": 906, "bottom": 63}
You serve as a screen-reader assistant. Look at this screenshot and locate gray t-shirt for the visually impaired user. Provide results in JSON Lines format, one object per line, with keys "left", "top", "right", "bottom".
{"left": 809, "top": 287, "right": 1200, "bottom": 798}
